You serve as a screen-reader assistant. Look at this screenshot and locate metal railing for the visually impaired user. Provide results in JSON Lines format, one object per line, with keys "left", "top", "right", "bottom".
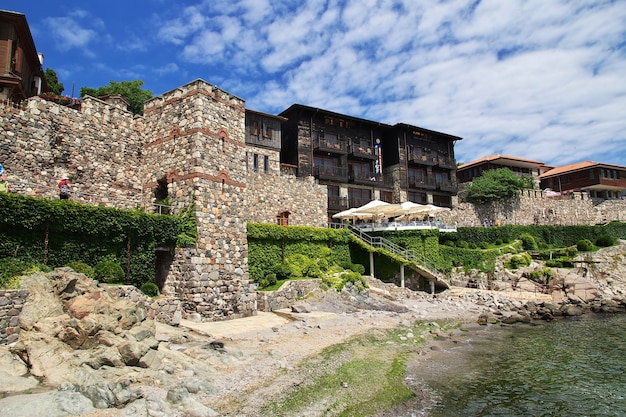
{"left": 332, "top": 223, "right": 441, "bottom": 278}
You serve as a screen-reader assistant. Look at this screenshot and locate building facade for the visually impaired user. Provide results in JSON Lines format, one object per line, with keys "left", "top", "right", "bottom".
{"left": 0, "top": 10, "right": 47, "bottom": 103}
{"left": 279, "top": 104, "right": 462, "bottom": 221}
{"left": 539, "top": 161, "right": 626, "bottom": 200}
{"left": 457, "top": 154, "right": 549, "bottom": 187}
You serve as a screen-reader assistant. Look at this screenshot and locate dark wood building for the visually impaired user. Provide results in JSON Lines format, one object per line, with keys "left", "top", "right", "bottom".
{"left": 539, "top": 161, "right": 626, "bottom": 200}
{"left": 279, "top": 104, "right": 462, "bottom": 220}
{"left": 386, "top": 123, "right": 461, "bottom": 207}
{"left": 0, "top": 10, "right": 47, "bottom": 103}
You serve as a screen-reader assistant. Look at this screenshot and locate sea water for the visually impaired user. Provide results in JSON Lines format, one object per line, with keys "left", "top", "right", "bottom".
{"left": 406, "top": 314, "right": 626, "bottom": 417}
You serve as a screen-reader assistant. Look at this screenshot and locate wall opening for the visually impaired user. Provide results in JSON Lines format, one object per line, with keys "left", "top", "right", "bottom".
{"left": 155, "top": 247, "right": 174, "bottom": 292}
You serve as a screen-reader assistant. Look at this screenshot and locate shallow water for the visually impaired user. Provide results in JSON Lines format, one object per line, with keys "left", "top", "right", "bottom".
{"left": 401, "top": 314, "right": 626, "bottom": 417}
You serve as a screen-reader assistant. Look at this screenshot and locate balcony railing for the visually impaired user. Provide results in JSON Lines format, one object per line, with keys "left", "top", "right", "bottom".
{"left": 350, "top": 170, "right": 377, "bottom": 185}
{"left": 437, "top": 180, "right": 458, "bottom": 192}
{"left": 436, "top": 155, "right": 457, "bottom": 169}
{"left": 349, "top": 197, "right": 372, "bottom": 208}
{"left": 409, "top": 177, "right": 437, "bottom": 190}
{"left": 314, "top": 165, "right": 348, "bottom": 181}
{"left": 349, "top": 141, "right": 376, "bottom": 159}
{"left": 314, "top": 138, "right": 348, "bottom": 154}
{"left": 409, "top": 152, "right": 437, "bottom": 166}
{"left": 328, "top": 196, "right": 348, "bottom": 210}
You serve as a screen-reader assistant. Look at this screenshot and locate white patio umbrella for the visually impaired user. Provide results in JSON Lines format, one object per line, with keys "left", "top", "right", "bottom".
{"left": 332, "top": 200, "right": 390, "bottom": 219}
{"left": 350, "top": 199, "right": 391, "bottom": 217}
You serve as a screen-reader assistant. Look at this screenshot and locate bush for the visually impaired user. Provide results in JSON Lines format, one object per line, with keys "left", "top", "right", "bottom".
{"left": 479, "top": 242, "right": 489, "bottom": 249}
{"left": 528, "top": 267, "right": 553, "bottom": 284}
{"left": 519, "top": 233, "right": 538, "bottom": 251}
{"left": 457, "top": 240, "right": 469, "bottom": 249}
{"left": 140, "top": 282, "right": 159, "bottom": 297}
{"left": 505, "top": 253, "right": 532, "bottom": 270}
{"left": 66, "top": 261, "right": 94, "bottom": 278}
{"left": 349, "top": 263, "right": 366, "bottom": 274}
{"left": 576, "top": 239, "right": 593, "bottom": 252}
{"left": 596, "top": 235, "right": 616, "bottom": 247}
{"left": 93, "top": 261, "right": 125, "bottom": 284}
{"left": 495, "top": 239, "right": 503, "bottom": 246}
{"left": 274, "top": 263, "right": 292, "bottom": 280}
{"left": 443, "top": 240, "right": 455, "bottom": 247}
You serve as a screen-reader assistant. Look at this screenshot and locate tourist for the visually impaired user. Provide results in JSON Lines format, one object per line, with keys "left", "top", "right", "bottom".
{"left": 0, "top": 167, "right": 8, "bottom": 193}
{"left": 58, "top": 174, "right": 71, "bottom": 199}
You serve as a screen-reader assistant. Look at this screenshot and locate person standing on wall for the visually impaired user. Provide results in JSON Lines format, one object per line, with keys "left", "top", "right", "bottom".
{"left": 0, "top": 164, "right": 8, "bottom": 193}
{"left": 58, "top": 174, "right": 71, "bottom": 199}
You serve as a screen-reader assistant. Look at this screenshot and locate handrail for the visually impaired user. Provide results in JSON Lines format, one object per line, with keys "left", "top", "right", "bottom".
{"left": 343, "top": 224, "right": 441, "bottom": 277}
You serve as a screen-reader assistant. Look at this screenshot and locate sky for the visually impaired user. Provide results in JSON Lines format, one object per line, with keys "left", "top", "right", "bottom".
{"left": 4, "top": 0, "right": 626, "bottom": 167}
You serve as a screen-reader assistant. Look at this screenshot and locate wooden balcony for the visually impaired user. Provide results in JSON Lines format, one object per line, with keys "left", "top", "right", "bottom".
{"left": 409, "top": 177, "right": 437, "bottom": 190}
{"left": 314, "top": 165, "right": 348, "bottom": 181}
{"left": 437, "top": 180, "right": 458, "bottom": 192}
{"left": 436, "top": 155, "right": 457, "bottom": 169}
{"left": 350, "top": 170, "right": 378, "bottom": 185}
{"left": 349, "top": 141, "right": 376, "bottom": 159}
{"left": 328, "top": 196, "right": 348, "bottom": 211}
{"left": 314, "top": 138, "right": 348, "bottom": 154}
{"left": 409, "top": 152, "right": 437, "bottom": 166}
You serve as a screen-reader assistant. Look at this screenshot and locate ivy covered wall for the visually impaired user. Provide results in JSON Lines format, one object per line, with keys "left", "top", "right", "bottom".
{"left": 0, "top": 193, "right": 181, "bottom": 287}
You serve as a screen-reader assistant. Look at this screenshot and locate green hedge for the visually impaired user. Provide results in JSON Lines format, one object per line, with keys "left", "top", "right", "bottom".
{"left": 0, "top": 193, "right": 183, "bottom": 287}
{"left": 247, "top": 223, "right": 359, "bottom": 284}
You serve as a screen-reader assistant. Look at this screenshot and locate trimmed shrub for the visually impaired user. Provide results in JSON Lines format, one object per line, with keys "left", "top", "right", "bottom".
{"left": 505, "top": 253, "right": 532, "bottom": 270}
{"left": 443, "top": 240, "right": 455, "bottom": 247}
{"left": 93, "top": 261, "right": 125, "bottom": 284}
{"left": 519, "top": 233, "right": 538, "bottom": 251}
{"left": 596, "top": 235, "right": 616, "bottom": 247}
{"left": 67, "top": 261, "right": 94, "bottom": 278}
{"left": 479, "top": 242, "right": 489, "bottom": 249}
{"left": 576, "top": 239, "right": 593, "bottom": 252}
{"left": 457, "top": 240, "right": 469, "bottom": 249}
{"left": 140, "top": 282, "right": 159, "bottom": 297}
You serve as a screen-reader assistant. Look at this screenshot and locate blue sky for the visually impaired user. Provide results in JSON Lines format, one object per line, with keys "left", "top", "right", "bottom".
{"left": 4, "top": 0, "right": 626, "bottom": 167}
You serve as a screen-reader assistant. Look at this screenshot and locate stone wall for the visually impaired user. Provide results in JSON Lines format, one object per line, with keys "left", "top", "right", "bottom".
{"left": 245, "top": 171, "right": 327, "bottom": 227}
{"left": 436, "top": 190, "right": 626, "bottom": 227}
{"left": 0, "top": 289, "right": 27, "bottom": 344}
{"left": 0, "top": 96, "right": 145, "bottom": 209}
{"left": 256, "top": 279, "right": 321, "bottom": 312}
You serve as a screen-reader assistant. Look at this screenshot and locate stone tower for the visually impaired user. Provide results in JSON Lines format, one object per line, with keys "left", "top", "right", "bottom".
{"left": 142, "top": 79, "right": 256, "bottom": 320}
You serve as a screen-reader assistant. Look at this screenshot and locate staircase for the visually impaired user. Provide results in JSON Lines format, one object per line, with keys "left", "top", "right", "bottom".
{"left": 345, "top": 225, "right": 448, "bottom": 287}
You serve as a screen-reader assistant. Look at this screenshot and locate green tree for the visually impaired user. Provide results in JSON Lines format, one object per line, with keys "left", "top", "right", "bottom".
{"left": 465, "top": 168, "right": 527, "bottom": 204}
{"left": 44, "top": 68, "right": 64, "bottom": 95}
{"left": 80, "top": 80, "right": 153, "bottom": 115}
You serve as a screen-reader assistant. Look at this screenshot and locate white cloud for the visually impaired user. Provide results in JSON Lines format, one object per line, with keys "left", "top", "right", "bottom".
{"left": 44, "top": 16, "right": 98, "bottom": 52}
{"left": 150, "top": 0, "right": 626, "bottom": 167}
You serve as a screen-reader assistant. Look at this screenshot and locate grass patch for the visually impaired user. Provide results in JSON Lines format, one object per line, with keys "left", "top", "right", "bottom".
{"left": 255, "top": 320, "right": 460, "bottom": 416}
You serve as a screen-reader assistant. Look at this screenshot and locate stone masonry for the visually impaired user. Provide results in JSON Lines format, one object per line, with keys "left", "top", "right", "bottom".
{"left": 0, "top": 79, "right": 327, "bottom": 321}
{"left": 1, "top": 78, "right": 625, "bottom": 323}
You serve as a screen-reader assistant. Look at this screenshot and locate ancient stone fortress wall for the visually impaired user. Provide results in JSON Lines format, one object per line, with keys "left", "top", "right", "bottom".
{"left": 438, "top": 189, "right": 626, "bottom": 226}
{"left": 142, "top": 80, "right": 256, "bottom": 320}
{"left": 0, "top": 96, "right": 145, "bottom": 209}
{"left": 244, "top": 146, "right": 328, "bottom": 227}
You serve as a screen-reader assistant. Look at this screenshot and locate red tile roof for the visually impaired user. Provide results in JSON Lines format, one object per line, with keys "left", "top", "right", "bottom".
{"left": 539, "top": 161, "right": 626, "bottom": 179}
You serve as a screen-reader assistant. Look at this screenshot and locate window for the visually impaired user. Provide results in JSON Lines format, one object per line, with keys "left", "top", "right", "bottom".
{"left": 252, "top": 121, "right": 259, "bottom": 136}
{"left": 407, "top": 191, "right": 427, "bottom": 204}
{"left": 348, "top": 188, "right": 371, "bottom": 207}
{"left": 264, "top": 155, "right": 269, "bottom": 173}
{"left": 381, "top": 191, "right": 393, "bottom": 203}
{"left": 262, "top": 122, "right": 271, "bottom": 138}
{"left": 253, "top": 153, "right": 259, "bottom": 171}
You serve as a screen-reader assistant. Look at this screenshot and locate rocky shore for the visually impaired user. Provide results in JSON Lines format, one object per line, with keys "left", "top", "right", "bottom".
{"left": 0, "top": 241, "right": 625, "bottom": 417}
